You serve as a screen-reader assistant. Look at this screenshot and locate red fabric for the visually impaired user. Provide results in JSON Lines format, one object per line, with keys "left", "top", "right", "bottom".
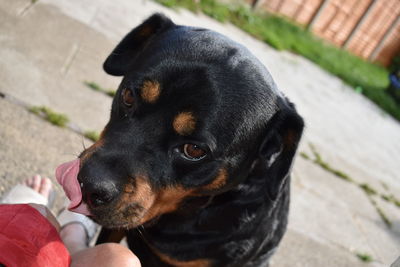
{"left": 0, "top": 204, "right": 71, "bottom": 267}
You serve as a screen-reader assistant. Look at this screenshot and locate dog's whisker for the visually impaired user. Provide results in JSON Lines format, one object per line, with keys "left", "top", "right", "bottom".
{"left": 81, "top": 137, "right": 86, "bottom": 150}
{"left": 58, "top": 152, "right": 78, "bottom": 157}
{"left": 136, "top": 225, "right": 146, "bottom": 239}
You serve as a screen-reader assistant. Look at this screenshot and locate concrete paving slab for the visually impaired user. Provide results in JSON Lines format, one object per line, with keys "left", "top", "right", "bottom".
{"left": 0, "top": 0, "right": 32, "bottom": 17}
{"left": 353, "top": 212, "right": 400, "bottom": 265}
{"left": 289, "top": 181, "right": 376, "bottom": 257}
{"left": 40, "top": 0, "right": 101, "bottom": 25}
{"left": 4, "top": 5, "right": 82, "bottom": 74}
{"left": 372, "top": 195, "right": 400, "bottom": 236}
{"left": 63, "top": 27, "right": 121, "bottom": 94}
{"left": 0, "top": 3, "right": 114, "bottom": 132}
{"left": 0, "top": 96, "right": 92, "bottom": 211}
{"left": 272, "top": 229, "right": 385, "bottom": 267}
{"left": 291, "top": 158, "right": 400, "bottom": 264}
{"left": 292, "top": 157, "right": 380, "bottom": 221}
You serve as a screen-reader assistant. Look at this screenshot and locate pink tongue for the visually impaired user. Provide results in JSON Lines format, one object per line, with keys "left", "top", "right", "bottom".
{"left": 55, "top": 159, "right": 92, "bottom": 216}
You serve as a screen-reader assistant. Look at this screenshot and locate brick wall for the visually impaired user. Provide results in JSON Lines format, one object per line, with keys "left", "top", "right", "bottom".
{"left": 255, "top": 0, "right": 400, "bottom": 66}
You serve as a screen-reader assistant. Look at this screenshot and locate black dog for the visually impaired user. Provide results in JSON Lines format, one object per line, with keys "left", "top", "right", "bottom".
{"left": 78, "top": 13, "right": 303, "bottom": 267}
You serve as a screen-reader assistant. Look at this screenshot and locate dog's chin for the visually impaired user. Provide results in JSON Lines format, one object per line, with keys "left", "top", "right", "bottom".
{"left": 96, "top": 219, "right": 142, "bottom": 229}
{"left": 89, "top": 205, "right": 147, "bottom": 229}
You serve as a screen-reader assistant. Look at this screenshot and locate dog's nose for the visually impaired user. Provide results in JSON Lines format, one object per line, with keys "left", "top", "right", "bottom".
{"left": 84, "top": 180, "right": 119, "bottom": 207}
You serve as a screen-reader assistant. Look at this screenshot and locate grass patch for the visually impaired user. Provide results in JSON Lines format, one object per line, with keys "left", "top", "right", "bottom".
{"left": 380, "top": 181, "right": 389, "bottom": 191}
{"left": 84, "top": 131, "right": 100, "bottom": 142}
{"left": 308, "top": 144, "right": 353, "bottom": 182}
{"left": 381, "top": 194, "right": 391, "bottom": 202}
{"left": 200, "top": 0, "right": 230, "bottom": 22}
{"left": 105, "top": 90, "right": 116, "bottom": 97}
{"left": 155, "top": 0, "right": 400, "bottom": 121}
{"left": 299, "top": 152, "right": 310, "bottom": 160}
{"left": 29, "top": 106, "right": 69, "bottom": 127}
{"left": 356, "top": 252, "right": 373, "bottom": 263}
{"left": 381, "top": 194, "right": 400, "bottom": 208}
{"left": 376, "top": 206, "right": 392, "bottom": 228}
{"left": 84, "top": 81, "right": 102, "bottom": 91}
{"left": 359, "top": 183, "right": 377, "bottom": 196}
{"left": 392, "top": 197, "right": 400, "bottom": 208}
{"left": 326, "top": 168, "right": 352, "bottom": 182}
{"left": 369, "top": 198, "right": 392, "bottom": 228}
{"left": 84, "top": 81, "right": 116, "bottom": 98}
{"left": 157, "top": 0, "right": 198, "bottom": 11}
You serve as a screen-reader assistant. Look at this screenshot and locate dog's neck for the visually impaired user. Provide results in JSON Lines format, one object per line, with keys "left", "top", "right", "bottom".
{"left": 131, "top": 174, "right": 290, "bottom": 266}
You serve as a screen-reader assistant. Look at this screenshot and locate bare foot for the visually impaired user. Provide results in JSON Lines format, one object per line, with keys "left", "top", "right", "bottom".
{"left": 18, "top": 175, "right": 60, "bottom": 231}
{"left": 23, "top": 174, "right": 52, "bottom": 199}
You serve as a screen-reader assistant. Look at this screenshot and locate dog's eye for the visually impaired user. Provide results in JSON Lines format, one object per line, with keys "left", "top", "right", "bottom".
{"left": 122, "top": 88, "right": 134, "bottom": 107}
{"left": 182, "top": 144, "right": 207, "bottom": 161}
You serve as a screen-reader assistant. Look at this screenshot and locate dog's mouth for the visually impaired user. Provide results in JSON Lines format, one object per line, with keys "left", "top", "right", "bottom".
{"left": 55, "top": 159, "right": 91, "bottom": 216}
{"left": 56, "top": 159, "right": 211, "bottom": 229}
{"left": 56, "top": 159, "right": 158, "bottom": 228}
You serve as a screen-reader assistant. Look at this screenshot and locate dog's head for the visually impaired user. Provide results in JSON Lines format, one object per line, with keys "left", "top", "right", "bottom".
{"left": 76, "top": 14, "right": 303, "bottom": 228}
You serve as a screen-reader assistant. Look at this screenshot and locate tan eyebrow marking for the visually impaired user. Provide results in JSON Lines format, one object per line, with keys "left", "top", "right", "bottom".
{"left": 173, "top": 112, "right": 196, "bottom": 136}
{"left": 140, "top": 80, "right": 161, "bottom": 103}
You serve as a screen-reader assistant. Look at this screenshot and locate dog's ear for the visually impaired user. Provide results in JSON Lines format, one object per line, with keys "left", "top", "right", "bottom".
{"left": 258, "top": 99, "right": 304, "bottom": 201}
{"left": 103, "top": 13, "right": 175, "bottom": 76}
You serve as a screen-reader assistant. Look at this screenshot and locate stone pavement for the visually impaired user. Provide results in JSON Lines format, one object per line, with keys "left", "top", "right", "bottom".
{"left": 0, "top": 0, "right": 399, "bottom": 266}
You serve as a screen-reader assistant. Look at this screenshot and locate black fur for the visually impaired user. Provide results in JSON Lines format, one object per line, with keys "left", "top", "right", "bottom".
{"left": 79, "top": 13, "right": 304, "bottom": 266}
